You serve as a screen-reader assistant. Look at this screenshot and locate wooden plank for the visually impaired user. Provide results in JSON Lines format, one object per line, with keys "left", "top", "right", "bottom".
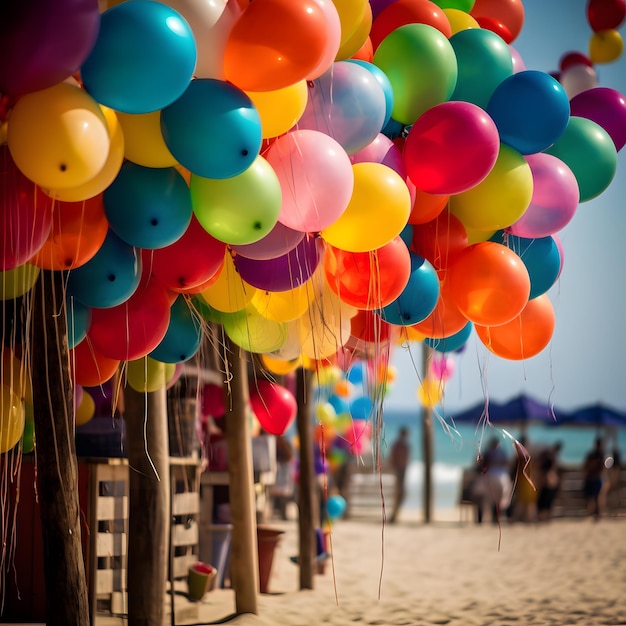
{"left": 96, "top": 570, "right": 114, "bottom": 595}
{"left": 172, "top": 492, "right": 199, "bottom": 516}
{"left": 97, "top": 532, "right": 127, "bottom": 557}
{"left": 172, "top": 521, "right": 199, "bottom": 547}
{"left": 97, "top": 496, "right": 129, "bottom": 521}
{"left": 172, "top": 553, "right": 198, "bottom": 579}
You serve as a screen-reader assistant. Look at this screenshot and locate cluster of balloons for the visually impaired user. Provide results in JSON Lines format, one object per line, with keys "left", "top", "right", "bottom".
{"left": 2, "top": 0, "right": 626, "bottom": 453}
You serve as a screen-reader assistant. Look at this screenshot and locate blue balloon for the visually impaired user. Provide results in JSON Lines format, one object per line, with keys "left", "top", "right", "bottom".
{"left": 487, "top": 70, "right": 570, "bottom": 155}
{"left": 104, "top": 163, "right": 192, "bottom": 249}
{"left": 67, "top": 230, "right": 141, "bottom": 308}
{"left": 346, "top": 59, "right": 395, "bottom": 128}
{"left": 349, "top": 395, "right": 374, "bottom": 421}
{"left": 346, "top": 362, "right": 366, "bottom": 385}
{"left": 328, "top": 393, "right": 349, "bottom": 416}
{"left": 66, "top": 298, "right": 91, "bottom": 349}
{"left": 399, "top": 223, "right": 413, "bottom": 248}
{"left": 161, "top": 78, "right": 262, "bottom": 179}
{"left": 382, "top": 117, "right": 405, "bottom": 140}
{"left": 150, "top": 296, "right": 202, "bottom": 363}
{"left": 425, "top": 321, "right": 473, "bottom": 354}
{"left": 326, "top": 494, "right": 347, "bottom": 520}
{"left": 80, "top": 1, "right": 196, "bottom": 113}
{"left": 378, "top": 253, "right": 440, "bottom": 326}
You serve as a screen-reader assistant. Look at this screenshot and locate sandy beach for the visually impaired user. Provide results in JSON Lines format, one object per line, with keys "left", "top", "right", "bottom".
{"left": 167, "top": 509, "right": 626, "bottom": 626}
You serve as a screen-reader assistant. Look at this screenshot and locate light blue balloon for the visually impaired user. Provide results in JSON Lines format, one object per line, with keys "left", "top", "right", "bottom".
{"left": 346, "top": 59, "right": 394, "bottom": 128}
{"left": 349, "top": 395, "right": 374, "bottom": 421}
{"left": 150, "top": 296, "right": 202, "bottom": 363}
{"left": 80, "top": 0, "right": 197, "bottom": 113}
{"left": 425, "top": 322, "right": 473, "bottom": 353}
{"left": 161, "top": 78, "right": 262, "bottom": 179}
{"left": 104, "top": 163, "right": 192, "bottom": 249}
{"left": 67, "top": 230, "right": 141, "bottom": 309}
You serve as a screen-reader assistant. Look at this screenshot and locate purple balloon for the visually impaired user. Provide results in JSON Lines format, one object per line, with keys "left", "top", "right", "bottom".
{"left": 369, "top": 0, "right": 399, "bottom": 20}
{"left": 569, "top": 87, "right": 626, "bottom": 152}
{"left": 234, "top": 235, "right": 322, "bottom": 292}
{"left": 0, "top": 0, "right": 101, "bottom": 98}
{"left": 230, "top": 220, "right": 305, "bottom": 260}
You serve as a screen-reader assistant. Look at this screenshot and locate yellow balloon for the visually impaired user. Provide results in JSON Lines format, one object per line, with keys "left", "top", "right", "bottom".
{"left": 1, "top": 349, "right": 32, "bottom": 403}
{"left": 127, "top": 357, "right": 175, "bottom": 393}
{"left": 251, "top": 281, "right": 312, "bottom": 322}
{"left": 321, "top": 162, "right": 411, "bottom": 252}
{"left": 7, "top": 82, "right": 110, "bottom": 189}
{"left": 449, "top": 144, "right": 533, "bottom": 232}
{"left": 589, "top": 29, "right": 624, "bottom": 64}
{"left": 465, "top": 226, "right": 496, "bottom": 245}
{"left": 417, "top": 378, "right": 443, "bottom": 408}
{"left": 116, "top": 110, "right": 178, "bottom": 168}
{"left": 443, "top": 8, "right": 479, "bottom": 34}
{"left": 335, "top": 2, "right": 373, "bottom": 61}
{"left": 75, "top": 390, "right": 96, "bottom": 426}
{"left": 200, "top": 251, "right": 257, "bottom": 312}
{"left": 332, "top": 0, "right": 368, "bottom": 47}
{"left": 246, "top": 81, "right": 308, "bottom": 139}
{"left": 1, "top": 384, "right": 25, "bottom": 453}
{"left": 1, "top": 264, "right": 40, "bottom": 300}
{"left": 316, "top": 401, "right": 337, "bottom": 425}
{"left": 261, "top": 353, "right": 302, "bottom": 375}
{"left": 45, "top": 106, "right": 125, "bottom": 202}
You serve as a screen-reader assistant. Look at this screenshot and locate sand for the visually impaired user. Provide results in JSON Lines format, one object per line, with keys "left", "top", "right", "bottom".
{"left": 179, "top": 509, "right": 626, "bottom": 626}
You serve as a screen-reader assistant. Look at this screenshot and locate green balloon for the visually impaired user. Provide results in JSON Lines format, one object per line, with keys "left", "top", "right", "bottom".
{"left": 545, "top": 116, "right": 617, "bottom": 202}
{"left": 432, "top": 0, "right": 476, "bottom": 11}
{"left": 373, "top": 23, "right": 458, "bottom": 125}
{"left": 222, "top": 309, "right": 287, "bottom": 354}
{"left": 190, "top": 154, "right": 282, "bottom": 246}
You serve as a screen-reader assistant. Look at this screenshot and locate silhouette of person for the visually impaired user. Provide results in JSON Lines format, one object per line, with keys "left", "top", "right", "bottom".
{"left": 389, "top": 427, "right": 411, "bottom": 523}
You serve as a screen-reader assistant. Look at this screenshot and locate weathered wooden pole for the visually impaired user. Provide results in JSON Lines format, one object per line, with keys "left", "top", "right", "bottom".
{"left": 223, "top": 336, "right": 258, "bottom": 614}
{"left": 295, "top": 366, "right": 316, "bottom": 590}
{"left": 124, "top": 384, "right": 170, "bottom": 626}
{"left": 31, "top": 270, "right": 90, "bottom": 626}
{"left": 422, "top": 345, "right": 434, "bottom": 524}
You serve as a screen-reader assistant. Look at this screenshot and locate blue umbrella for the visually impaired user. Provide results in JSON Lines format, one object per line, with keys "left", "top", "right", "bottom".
{"left": 551, "top": 404, "right": 626, "bottom": 430}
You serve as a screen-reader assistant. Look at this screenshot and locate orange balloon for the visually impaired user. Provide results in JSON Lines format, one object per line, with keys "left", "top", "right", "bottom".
{"left": 474, "top": 293, "right": 555, "bottom": 360}
{"left": 470, "top": 0, "right": 525, "bottom": 43}
{"left": 71, "top": 339, "right": 120, "bottom": 387}
{"left": 223, "top": 0, "right": 332, "bottom": 91}
{"left": 408, "top": 186, "right": 449, "bottom": 225}
{"left": 447, "top": 242, "right": 530, "bottom": 327}
{"left": 411, "top": 210, "right": 468, "bottom": 270}
{"left": 31, "top": 195, "right": 108, "bottom": 270}
{"left": 350, "top": 36, "right": 374, "bottom": 62}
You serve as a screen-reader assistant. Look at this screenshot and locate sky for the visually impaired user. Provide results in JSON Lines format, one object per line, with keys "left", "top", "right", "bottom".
{"left": 386, "top": 1, "right": 626, "bottom": 415}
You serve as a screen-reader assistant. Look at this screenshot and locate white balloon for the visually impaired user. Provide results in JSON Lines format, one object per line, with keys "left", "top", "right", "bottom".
{"left": 559, "top": 64, "right": 598, "bottom": 99}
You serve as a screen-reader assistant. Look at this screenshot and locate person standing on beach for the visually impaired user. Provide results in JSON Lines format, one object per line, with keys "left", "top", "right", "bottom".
{"left": 583, "top": 437, "right": 607, "bottom": 519}
{"left": 389, "top": 427, "right": 411, "bottom": 523}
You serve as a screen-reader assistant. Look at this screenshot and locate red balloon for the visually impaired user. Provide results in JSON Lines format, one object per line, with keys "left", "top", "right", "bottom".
{"left": 411, "top": 210, "right": 468, "bottom": 270}
{"left": 71, "top": 339, "right": 120, "bottom": 387}
{"left": 474, "top": 16, "right": 513, "bottom": 44}
{"left": 250, "top": 379, "right": 297, "bottom": 436}
{"left": 559, "top": 51, "right": 594, "bottom": 72}
{"left": 350, "top": 309, "right": 395, "bottom": 345}
{"left": 470, "top": 0, "right": 525, "bottom": 43}
{"left": 586, "top": 0, "right": 626, "bottom": 32}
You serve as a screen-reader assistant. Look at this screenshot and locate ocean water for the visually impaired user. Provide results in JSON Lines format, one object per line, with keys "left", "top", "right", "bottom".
{"left": 374, "top": 408, "right": 626, "bottom": 512}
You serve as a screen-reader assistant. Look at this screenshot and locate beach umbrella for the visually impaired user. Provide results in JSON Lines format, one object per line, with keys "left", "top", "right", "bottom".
{"left": 551, "top": 403, "right": 626, "bottom": 430}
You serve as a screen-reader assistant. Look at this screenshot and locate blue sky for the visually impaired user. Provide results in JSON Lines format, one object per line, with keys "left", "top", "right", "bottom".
{"left": 386, "top": 1, "right": 626, "bottom": 414}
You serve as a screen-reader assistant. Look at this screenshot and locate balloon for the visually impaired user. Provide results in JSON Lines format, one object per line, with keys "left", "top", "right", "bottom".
{"left": 265, "top": 130, "right": 354, "bottom": 232}
{"left": 408, "top": 187, "right": 449, "bottom": 225}
{"left": 418, "top": 378, "right": 443, "bottom": 408}
{"left": 200, "top": 251, "right": 257, "bottom": 313}
{"left": 369, "top": 0, "right": 452, "bottom": 51}
{"left": 404, "top": 101, "right": 500, "bottom": 195}
{"left": 559, "top": 64, "right": 599, "bottom": 100}
{"left": 443, "top": 8, "right": 480, "bottom": 33}
{"left": 469, "top": 0, "right": 525, "bottom": 43}
{"left": 223, "top": 307, "right": 287, "bottom": 353}
{"left": 0, "top": 0, "right": 100, "bottom": 98}
{"left": 447, "top": 241, "right": 530, "bottom": 326}
{"left": 67, "top": 230, "right": 141, "bottom": 309}
{"left": 149, "top": 296, "right": 203, "bottom": 363}
{"left": 449, "top": 144, "right": 533, "bottom": 232}
{"left": 80, "top": 1, "right": 197, "bottom": 113}
{"left": 103, "top": 163, "right": 192, "bottom": 250}
{"left": 450, "top": 27, "right": 514, "bottom": 109}
{"left": 116, "top": 111, "right": 178, "bottom": 168}
{"left": 0, "top": 146, "right": 53, "bottom": 271}
{"left": 297, "top": 61, "right": 387, "bottom": 155}
{"left": 349, "top": 395, "right": 373, "bottom": 421}
{"left": 544, "top": 116, "right": 617, "bottom": 202}
{"left": 378, "top": 252, "right": 440, "bottom": 325}
{"left": 223, "top": 0, "right": 332, "bottom": 91}
{"left": 373, "top": 23, "right": 458, "bottom": 125}
{"left": 569, "top": 87, "right": 626, "bottom": 152}
{"left": 75, "top": 389, "right": 96, "bottom": 426}
{"left": 1, "top": 349, "right": 31, "bottom": 403}
{"left": 586, "top": 0, "right": 626, "bottom": 32}
{"left": 507, "top": 153, "right": 578, "bottom": 238}
{"left": 251, "top": 281, "right": 313, "bottom": 322}
{"left": 326, "top": 493, "right": 347, "bottom": 519}
{"left": 344, "top": 60, "right": 395, "bottom": 128}
{"left": 231, "top": 221, "right": 305, "bottom": 261}
{"left": 201, "top": 383, "right": 225, "bottom": 417}
{"left": 350, "top": 134, "right": 406, "bottom": 178}
{"left": 87, "top": 277, "right": 171, "bottom": 361}
{"left": 142, "top": 216, "right": 226, "bottom": 293}
{"left": 306, "top": 0, "right": 342, "bottom": 79}
{"left": 7, "top": 82, "right": 110, "bottom": 190}
{"left": 67, "top": 297, "right": 91, "bottom": 350}
{"left": 321, "top": 162, "right": 411, "bottom": 252}
{"left": 428, "top": 353, "right": 456, "bottom": 381}
{"left": 486, "top": 70, "right": 571, "bottom": 155}
{"left": 324, "top": 238, "right": 411, "bottom": 310}
{"left": 1, "top": 264, "right": 40, "bottom": 300}
{"left": 475, "top": 293, "right": 555, "bottom": 360}
{"left": 425, "top": 320, "right": 472, "bottom": 353}
{"left": 161, "top": 78, "right": 262, "bottom": 179}
{"left": 234, "top": 235, "right": 322, "bottom": 292}
{"left": 191, "top": 156, "right": 281, "bottom": 245}
{"left": 262, "top": 354, "right": 302, "bottom": 375}
{"left": 1, "top": 385, "right": 25, "bottom": 453}
{"left": 509, "top": 45, "right": 526, "bottom": 73}
{"left": 20, "top": 417, "right": 35, "bottom": 454}
{"left": 589, "top": 29, "right": 624, "bottom": 64}
{"left": 246, "top": 81, "right": 309, "bottom": 139}
{"left": 70, "top": 339, "right": 120, "bottom": 387}
{"left": 333, "top": 0, "right": 369, "bottom": 46}
{"left": 250, "top": 379, "right": 297, "bottom": 436}
{"left": 411, "top": 210, "right": 468, "bottom": 270}
{"left": 334, "top": 1, "right": 372, "bottom": 60}
{"left": 559, "top": 51, "right": 594, "bottom": 72}
{"left": 127, "top": 357, "right": 176, "bottom": 393}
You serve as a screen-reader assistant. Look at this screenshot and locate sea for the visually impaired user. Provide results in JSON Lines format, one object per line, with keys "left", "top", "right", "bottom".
{"left": 375, "top": 408, "right": 626, "bottom": 512}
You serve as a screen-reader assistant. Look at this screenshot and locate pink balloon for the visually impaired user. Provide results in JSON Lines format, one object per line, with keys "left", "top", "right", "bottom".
{"left": 350, "top": 133, "right": 407, "bottom": 178}
{"left": 265, "top": 129, "right": 354, "bottom": 232}
{"left": 508, "top": 153, "right": 579, "bottom": 238}
{"left": 403, "top": 101, "right": 500, "bottom": 195}
{"left": 230, "top": 220, "right": 304, "bottom": 260}
{"left": 250, "top": 379, "right": 297, "bottom": 436}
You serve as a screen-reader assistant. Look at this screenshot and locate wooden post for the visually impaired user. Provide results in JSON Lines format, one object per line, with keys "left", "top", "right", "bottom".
{"left": 422, "top": 346, "right": 433, "bottom": 524}
{"left": 295, "top": 367, "right": 316, "bottom": 590}
{"left": 223, "top": 337, "right": 258, "bottom": 615}
{"left": 124, "top": 384, "right": 170, "bottom": 626}
{"left": 30, "top": 270, "right": 90, "bottom": 626}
